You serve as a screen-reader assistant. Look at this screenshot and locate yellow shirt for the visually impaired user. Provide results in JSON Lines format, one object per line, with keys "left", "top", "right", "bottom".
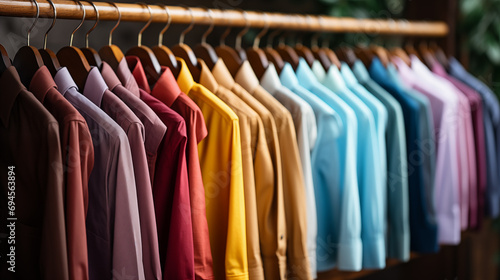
{"left": 213, "top": 59, "right": 287, "bottom": 280}
{"left": 199, "top": 58, "right": 275, "bottom": 280}
{"left": 235, "top": 61, "right": 311, "bottom": 280}
{"left": 176, "top": 58, "right": 249, "bottom": 280}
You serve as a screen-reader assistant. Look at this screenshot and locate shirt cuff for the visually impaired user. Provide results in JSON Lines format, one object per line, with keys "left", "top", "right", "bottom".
{"left": 336, "top": 238, "right": 362, "bottom": 271}
{"left": 437, "top": 205, "right": 461, "bottom": 245}
{"left": 362, "top": 235, "right": 386, "bottom": 269}
{"left": 388, "top": 230, "right": 410, "bottom": 261}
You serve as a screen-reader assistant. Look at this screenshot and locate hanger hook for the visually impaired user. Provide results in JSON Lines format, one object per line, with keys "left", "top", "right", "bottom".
{"left": 42, "top": 0, "right": 56, "bottom": 49}
{"left": 179, "top": 7, "right": 195, "bottom": 45}
{"left": 158, "top": 4, "right": 171, "bottom": 46}
{"left": 84, "top": 1, "right": 99, "bottom": 48}
{"left": 136, "top": 3, "right": 152, "bottom": 46}
{"left": 311, "top": 16, "right": 324, "bottom": 48}
{"left": 201, "top": 9, "right": 215, "bottom": 45}
{"left": 70, "top": 0, "right": 86, "bottom": 47}
{"left": 266, "top": 28, "right": 282, "bottom": 48}
{"left": 27, "top": 0, "right": 39, "bottom": 46}
{"left": 253, "top": 13, "right": 269, "bottom": 49}
{"left": 295, "top": 15, "right": 308, "bottom": 47}
{"left": 107, "top": 1, "right": 121, "bottom": 46}
{"left": 235, "top": 10, "right": 250, "bottom": 50}
{"left": 220, "top": 10, "right": 232, "bottom": 46}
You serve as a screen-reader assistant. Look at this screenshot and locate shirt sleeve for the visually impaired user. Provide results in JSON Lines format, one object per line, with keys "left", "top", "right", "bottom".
{"left": 110, "top": 134, "right": 145, "bottom": 279}
{"left": 64, "top": 120, "right": 94, "bottom": 280}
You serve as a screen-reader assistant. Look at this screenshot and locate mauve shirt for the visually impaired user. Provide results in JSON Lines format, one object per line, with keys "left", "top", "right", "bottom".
{"left": 432, "top": 61, "right": 486, "bottom": 230}
{"left": 100, "top": 62, "right": 164, "bottom": 280}
{"left": 81, "top": 67, "right": 145, "bottom": 280}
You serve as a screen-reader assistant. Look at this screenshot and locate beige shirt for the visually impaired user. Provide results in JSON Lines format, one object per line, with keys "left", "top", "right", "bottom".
{"left": 213, "top": 60, "right": 287, "bottom": 280}
{"left": 235, "top": 61, "right": 311, "bottom": 280}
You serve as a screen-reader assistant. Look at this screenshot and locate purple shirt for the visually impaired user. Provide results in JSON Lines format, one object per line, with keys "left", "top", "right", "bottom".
{"left": 101, "top": 62, "right": 164, "bottom": 280}
{"left": 395, "top": 56, "right": 462, "bottom": 244}
{"left": 432, "top": 62, "right": 485, "bottom": 229}
{"left": 81, "top": 67, "right": 146, "bottom": 280}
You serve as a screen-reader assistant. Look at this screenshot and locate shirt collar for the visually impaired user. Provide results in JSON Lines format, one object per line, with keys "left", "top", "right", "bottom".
{"left": 198, "top": 58, "right": 220, "bottom": 93}
{"left": 100, "top": 61, "right": 122, "bottom": 91}
{"left": 410, "top": 55, "right": 432, "bottom": 78}
{"left": 83, "top": 66, "right": 108, "bottom": 107}
{"left": 392, "top": 56, "right": 416, "bottom": 87}
{"left": 311, "top": 60, "right": 327, "bottom": 81}
{"left": 234, "top": 60, "right": 260, "bottom": 93}
{"left": 212, "top": 59, "right": 236, "bottom": 89}
{"left": 54, "top": 67, "right": 79, "bottom": 95}
{"left": 117, "top": 56, "right": 140, "bottom": 97}
{"left": 151, "top": 66, "right": 181, "bottom": 107}
{"left": 431, "top": 60, "right": 447, "bottom": 76}
{"left": 279, "top": 62, "right": 300, "bottom": 89}
{"left": 0, "top": 66, "right": 25, "bottom": 127}
{"left": 176, "top": 57, "right": 195, "bottom": 94}
{"left": 369, "top": 57, "right": 390, "bottom": 81}
{"left": 448, "top": 57, "right": 466, "bottom": 76}
{"left": 29, "top": 66, "right": 58, "bottom": 104}
{"left": 339, "top": 62, "right": 359, "bottom": 87}
{"left": 322, "top": 61, "right": 349, "bottom": 92}
{"left": 260, "top": 64, "right": 282, "bottom": 95}
{"left": 352, "top": 59, "right": 370, "bottom": 83}
{"left": 296, "top": 58, "right": 322, "bottom": 89}
{"left": 126, "top": 56, "right": 150, "bottom": 94}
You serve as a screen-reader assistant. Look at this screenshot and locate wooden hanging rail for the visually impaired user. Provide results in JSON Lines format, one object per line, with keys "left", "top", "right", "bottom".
{"left": 0, "top": 0, "right": 448, "bottom": 36}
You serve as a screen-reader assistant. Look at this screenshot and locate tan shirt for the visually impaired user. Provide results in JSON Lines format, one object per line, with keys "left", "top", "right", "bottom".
{"left": 213, "top": 60, "right": 287, "bottom": 280}
{"left": 235, "top": 62, "right": 311, "bottom": 280}
{"left": 199, "top": 59, "right": 270, "bottom": 280}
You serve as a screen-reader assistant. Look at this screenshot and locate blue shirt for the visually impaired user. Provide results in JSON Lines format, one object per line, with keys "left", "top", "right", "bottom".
{"left": 280, "top": 62, "right": 363, "bottom": 272}
{"left": 310, "top": 61, "right": 385, "bottom": 269}
{"left": 448, "top": 57, "right": 500, "bottom": 217}
{"left": 351, "top": 60, "right": 410, "bottom": 261}
{"left": 369, "top": 58, "right": 439, "bottom": 253}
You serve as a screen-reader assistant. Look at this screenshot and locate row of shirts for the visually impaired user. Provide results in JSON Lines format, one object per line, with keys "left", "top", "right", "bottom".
{"left": 0, "top": 48, "right": 498, "bottom": 280}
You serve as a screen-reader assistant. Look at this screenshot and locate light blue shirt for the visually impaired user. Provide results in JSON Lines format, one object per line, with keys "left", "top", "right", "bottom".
{"left": 280, "top": 62, "right": 362, "bottom": 272}
{"left": 311, "top": 61, "right": 385, "bottom": 269}
{"left": 260, "top": 64, "right": 318, "bottom": 278}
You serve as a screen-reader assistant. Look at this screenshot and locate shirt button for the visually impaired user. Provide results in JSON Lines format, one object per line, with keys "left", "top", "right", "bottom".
{"left": 280, "top": 235, "right": 284, "bottom": 240}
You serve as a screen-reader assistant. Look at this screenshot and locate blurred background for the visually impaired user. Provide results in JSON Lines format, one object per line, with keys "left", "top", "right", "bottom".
{"left": 0, "top": 0, "right": 499, "bottom": 279}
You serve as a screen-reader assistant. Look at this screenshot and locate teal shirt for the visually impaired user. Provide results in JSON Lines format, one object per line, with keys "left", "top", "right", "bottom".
{"left": 351, "top": 60, "right": 410, "bottom": 261}
{"left": 311, "top": 61, "right": 386, "bottom": 269}
{"left": 280, "top": 62, "right": 363, "bottom": 272}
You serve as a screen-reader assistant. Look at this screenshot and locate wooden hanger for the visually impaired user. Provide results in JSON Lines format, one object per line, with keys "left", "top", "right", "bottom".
{"left": 171, "top": 7, "right": 201, "bottom": 81}
{"left": 80, "top": 1, "right": 102, "bottom": 67}
{"left": 390, "top": 47, "right": 411, "bottom": 66}
{"left": 99, "top": 2, "right": 124, "bottom": 70}
{"left": 336, "top": 46, "right": 358, "bottom": 67}
{"left": 0, "top": 44, "right": 11, "bottom": 76}
{"left": 193, "top": 8, "right": 218, "bottom": 70}
{"left": 215, "top": 11, "right": 247, "bottom": 76}
{"left": 294, "top": 16, "right": 315, "bottom": 67}
{"left": 57, "top": 0, "right": 91, "bottom": 91}
{"left": 276, "top": 29, "right": 300, "bottom": 70}
{"left": 125, "top": 3, "right": 161, "bottom": 85}
{"left": 38, "top": 0, "right": 60, "bottom": 77}
{"left": 353, "top": 45, "right": 375, "bottom": 68}
{"left": 263, "top": 29, "right": 285, "bottom": 74}
{"left": 429, "top": 41, "right": 449, "bottom": 69}
{"left": 370, "top": 44, "right": 390, "bottom": 68}
{"left": 12, "top": 0, "right": 44, "bottom": 87}
{"left": 404, "top": 41, "right": 422, "bottom": 61}
{"left": 418, "top": 41, "right": 437, "bottom": 68}
{"left": 152, "top": 5, "right": 179, "bottom": 77}
{"left": 246, "top": 13, "right": 270, "bottom": 80}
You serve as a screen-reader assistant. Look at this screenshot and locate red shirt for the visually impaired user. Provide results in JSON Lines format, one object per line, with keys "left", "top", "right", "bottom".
{"left": 140, "top": 88, "right": 195, "bottom": 279}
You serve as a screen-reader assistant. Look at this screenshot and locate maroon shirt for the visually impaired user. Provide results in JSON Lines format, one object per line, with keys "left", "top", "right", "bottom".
{"left": 433, "top": 62, "right": 487, "bottom": 229}
{"left": 29, "top": 66, "right": 93, "bottom": 280}
{"left": 126, "top": 56, "right": 214, "bottom": 280}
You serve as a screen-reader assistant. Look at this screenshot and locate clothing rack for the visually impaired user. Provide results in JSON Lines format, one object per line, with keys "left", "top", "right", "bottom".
{"left": 0, "top": 0, "right": 448, "bottom": 37}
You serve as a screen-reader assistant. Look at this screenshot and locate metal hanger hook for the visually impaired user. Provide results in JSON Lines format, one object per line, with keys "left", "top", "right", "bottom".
{"left": 158, "top": 4, "right": 172, "bottom": 46}
{"left": 84, "top": 1, "right": 99, "bottom": 48}
{"left": 179, "top": 7, "right": 195, "bottom": 45}
{"left": 201, "top": 9, "right": 215, "bottom": 45}
{"left": 219, "top": 10, "right": 231, "bottom": 46}
{"left": 311, "top": 16, "right": 324, "bottom": 48}
{"left": 235, "top": 10, "right": 250, "bottom": 50}
{"left": 107, "top": 1, "right": 121, "bottom": 46}
{"left": 27, "top": 0, "right": 39, "bottom": 46}
{"left": 136, "top": 3, "right": 153, "bottom": 46}
{"left": 295, "top": 15, "right": 310, "bottom": 47}
{"left": 43, "top": 0, "right": 56, "bottom": 49}
{"left": 253, "top": 12, "right": 269, "bottom": 49}
{"left": 70, "top": 0, "right": 86, "bottom": 47}
{"left": 266, "top": 28, "right": 282, "bottom": 48}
